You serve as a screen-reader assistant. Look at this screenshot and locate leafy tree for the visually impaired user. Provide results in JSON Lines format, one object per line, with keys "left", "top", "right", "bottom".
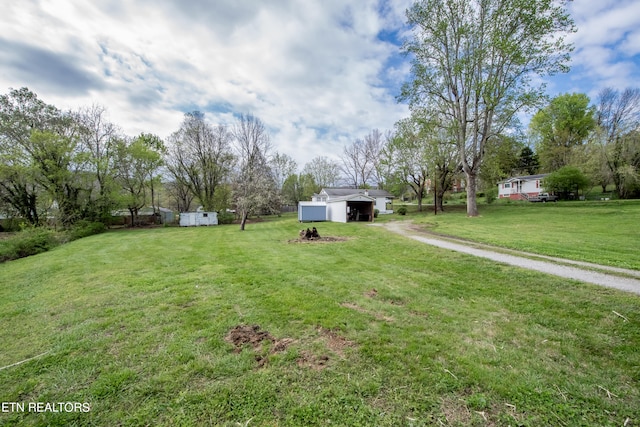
{"left": 114, "top": 135, "right": 164, "bottom": 226}
{"left": 166, "top": 112, "right": 235, "bottom": 211}
{"left": 281, "top": 173, "right": 316, "bottom": 206}
{"left": 543, "top": 166, "right": 590, "bottom": 200}
{"left": 383, "top": 117, "right": 431, "bottom": 211}
{"left": 0, "top": 87, "right": 92, "bottom": 227}
{"left": 29, "top": 129, "right": 91, "bottom": 227}
{"left": 480, "top": 134, "right": 523, "bottom": 192}
{"left": 530, "top": 93, "right": 596, "bottom": 172}
{"left": 517, "top": 146, "right": 540, "bottom": 175}
{"left": 401, "top": 0, "right": 574, "bottom": 216}
{"left": 137, "top": 133, "right": 165, "bottom": 216}
{"left": 0, "top": 88, "right": 61, "bottom": 225}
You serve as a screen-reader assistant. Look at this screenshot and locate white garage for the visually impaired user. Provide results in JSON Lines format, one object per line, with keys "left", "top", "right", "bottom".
{"left": 326, "top": 194, "right": 375, "bottom": 223}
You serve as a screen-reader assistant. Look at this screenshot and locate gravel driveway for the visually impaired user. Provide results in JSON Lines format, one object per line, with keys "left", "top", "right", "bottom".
{"left": 380, "top": 222, "right": 640, "bottom": 296}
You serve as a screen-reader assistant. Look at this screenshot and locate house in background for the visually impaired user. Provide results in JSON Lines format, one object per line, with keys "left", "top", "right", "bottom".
{"left": 313, "top": 188, "right": 394, "bottom": 214}
{"left": 298, "top": 188, "right": 394, "bottom": 223}
{"left": 498, "top": 174, "right": 549, "bottom": 200}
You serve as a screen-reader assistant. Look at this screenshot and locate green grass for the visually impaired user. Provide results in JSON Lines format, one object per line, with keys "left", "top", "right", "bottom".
{"left": 1, "top": 214, "right": 639, "bottom": 426}
{"left": 387, "top": 200, "right": 640, "bottom": 270}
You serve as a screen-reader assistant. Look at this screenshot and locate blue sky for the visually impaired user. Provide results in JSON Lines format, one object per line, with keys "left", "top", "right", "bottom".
{"left": 1, "top": 0, "right": 639, "bottom": 169}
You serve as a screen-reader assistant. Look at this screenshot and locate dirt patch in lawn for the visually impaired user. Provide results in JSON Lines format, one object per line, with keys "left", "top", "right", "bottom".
{"left": 296, "top": 351, "right": 330, "bottom": 370}
{"left": 297, "top": 327, "right": 355, "bottom": 370}
{"left": 318, "top": 327, "right": 354, "bottom": 357}
{"left": 225, "top": 324, "right": 296, "bottom": 367}
{"left": 225, "top": 324, "right": 355, "bottom": 370}
{"left": 365, "top": 288, "right": 378, "bottom": 298}
{"left": 288, "top": 236, "right": 350, "bottom": 244}
{"left": 341, "top": 302, "right": 394, "bottom": 322}
{"left": 225, "top": 325, "right": 275, "bottom": 352}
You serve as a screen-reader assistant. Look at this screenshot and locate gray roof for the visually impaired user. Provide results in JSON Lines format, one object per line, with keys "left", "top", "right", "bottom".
{"left": 326, "top": 194, "right": 375, "bottom": 203}
{"left": 500, "top": 174, "right": 548, "bottom": 183}
{"left": 321, "top": 188, "right": 394, "bottom": 198}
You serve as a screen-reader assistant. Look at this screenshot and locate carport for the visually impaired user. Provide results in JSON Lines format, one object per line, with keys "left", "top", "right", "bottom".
{"left": 326, "top": 194, "right": 375, "bottom": 223}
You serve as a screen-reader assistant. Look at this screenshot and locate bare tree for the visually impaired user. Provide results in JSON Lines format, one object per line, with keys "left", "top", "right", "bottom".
{"left": 302, "top": 156, "right": 341, "bottom": 190}
{"left": 165, "top": 112, "right": 235, "bottom": 211}
{"left": 164, "top": 179, "right": 195, "bottom": 213}
{"left": 595, "top": 87, "right": 640, "bottom": 198}
{"left": 76, "top": 105, "right": 120, "bottom": 195}
{"left": 363, "top": 129, "right": 386, "bottom": 188}
{"left": 269, "top": 152, "right": 297, "bottom": 190}
{"left": 340, "top": 138, "right": 376, "bottom": 188}
{"left": 233, "top": 114, "right": 279, "bottom": 230}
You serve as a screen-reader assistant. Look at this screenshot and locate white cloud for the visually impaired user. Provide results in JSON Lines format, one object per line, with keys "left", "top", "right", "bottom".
{"left": 2, "top": 0, "right": 638, "bottom": 168}
{"left": 0, "top": 0, "right": 413, "bottom": 167}
{"left": 554, "top": 0, "right": 640, "bottom": 98}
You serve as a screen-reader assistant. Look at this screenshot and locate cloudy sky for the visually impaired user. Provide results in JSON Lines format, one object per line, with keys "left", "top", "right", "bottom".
{"left": 1, "top": 0, "right": 639, "bottom": 169}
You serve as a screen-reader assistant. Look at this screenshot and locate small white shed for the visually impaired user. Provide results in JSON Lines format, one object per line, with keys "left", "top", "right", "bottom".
{"left": 179, "top": 211, "right": 218, "bottom": 226}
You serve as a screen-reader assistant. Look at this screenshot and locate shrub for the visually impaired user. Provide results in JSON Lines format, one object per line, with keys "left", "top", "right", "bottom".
{"left": 374, "top": 208, "right": 379, "bottom": 218}
{"left": 0, "top": 228, "right": 60, "bottom": 262}
{"left": 69, "top": 221, "right": 107, "bottom": 241}
{"left": 397, "top": 206, "right": 407, "bottom": 216}
{"left": 217, "top": 211, "right": 235, "bottom": 224}
{"left": 485, "top": 187, "right": 498, "bottom": 204}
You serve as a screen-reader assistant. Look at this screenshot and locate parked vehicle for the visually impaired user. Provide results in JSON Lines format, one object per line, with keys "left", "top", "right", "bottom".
{"left": 529, "top": 192, "right": 558, "bottom": 203}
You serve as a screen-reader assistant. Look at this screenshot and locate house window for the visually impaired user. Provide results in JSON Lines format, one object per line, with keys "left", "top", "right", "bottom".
{"left": 203, "top": 213, "right": 208, "bottom": 217}
{"left": 504, "top": 183, "right": 511, "bottom": 189}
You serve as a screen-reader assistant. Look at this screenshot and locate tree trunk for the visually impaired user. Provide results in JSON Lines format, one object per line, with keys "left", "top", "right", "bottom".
{"left": 240, "top": 210, "right": 248, "bottom": 231}
{"left": 436, "top": 188, "right": 445, "bottom": 212}
{"left": 465, "top": 172, "right": 479, "bottom": 217}
{"left": 129, "top": 208, "right": 135, "bottom": 227}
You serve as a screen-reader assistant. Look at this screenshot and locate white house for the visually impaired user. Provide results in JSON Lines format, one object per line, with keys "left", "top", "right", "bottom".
{"left": 498, "top": 174, "right": 549, "bottom": 200}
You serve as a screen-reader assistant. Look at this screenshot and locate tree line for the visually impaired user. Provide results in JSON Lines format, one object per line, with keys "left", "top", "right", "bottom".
{"left": 0, "top": 87, "right": 357, "bottom": 230}
{"left": 3, "top": 0, "right": 639, "bottom": 228}
{"left": 0, "top": 88, "right": 299, "bottom": 230}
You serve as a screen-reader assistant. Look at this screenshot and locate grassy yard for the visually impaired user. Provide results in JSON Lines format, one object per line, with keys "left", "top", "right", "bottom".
{"left": 388, "top": 200, "right": 640, "bottom": 270}
{"left": 1, "top": 213, "right": 639, "bottom": 426}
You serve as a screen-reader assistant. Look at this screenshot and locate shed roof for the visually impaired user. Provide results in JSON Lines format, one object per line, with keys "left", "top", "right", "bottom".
{"left": 326, "top": 194, "right": 375, "bottom": 203}
{"left": 320, "top": 188, "right": 394, "bottom": 198}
